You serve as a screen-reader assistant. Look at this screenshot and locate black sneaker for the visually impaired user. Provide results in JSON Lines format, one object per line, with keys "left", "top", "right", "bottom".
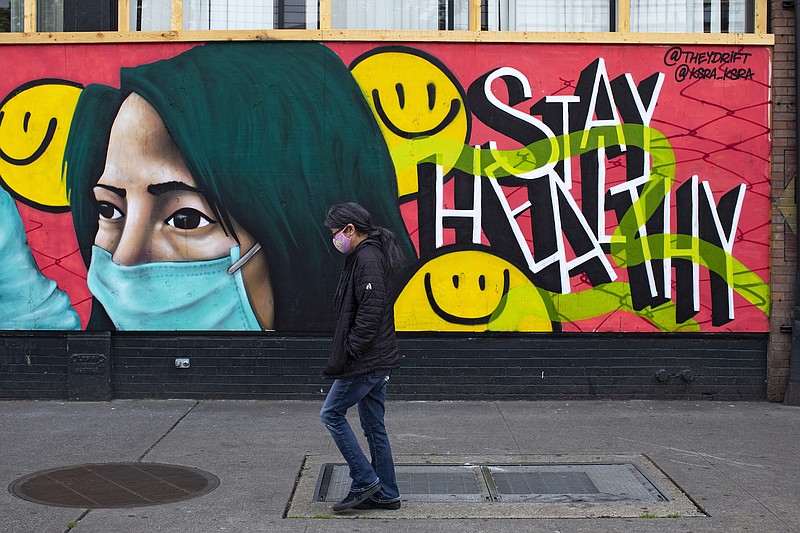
{"left": 331, "top": 484, "right": 381, "bottom": 512}
{"left": 353, "top": 498, "right": 401, "bottom": 510}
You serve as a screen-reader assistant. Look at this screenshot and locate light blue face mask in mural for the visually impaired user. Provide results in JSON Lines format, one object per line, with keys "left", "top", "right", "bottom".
{"left": 86, "top": 244, "right": 263, "bottom": 331}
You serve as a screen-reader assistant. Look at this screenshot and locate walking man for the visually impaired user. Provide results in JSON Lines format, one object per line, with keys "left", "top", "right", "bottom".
{"left": 320, "top": 202, "right": 405, "bottom": 512}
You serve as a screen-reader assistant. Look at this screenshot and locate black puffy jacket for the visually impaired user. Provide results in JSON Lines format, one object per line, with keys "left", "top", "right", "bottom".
{"left": 324, "top": 238, "right": 401, "bottom": 379}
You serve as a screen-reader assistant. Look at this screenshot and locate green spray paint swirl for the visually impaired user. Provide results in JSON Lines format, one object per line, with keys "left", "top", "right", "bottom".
{"left": 391, "top": 124, "right": 768, "bottom": 328}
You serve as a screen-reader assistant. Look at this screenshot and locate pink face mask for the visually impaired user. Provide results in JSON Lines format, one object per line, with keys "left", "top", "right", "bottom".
{"left": 332, "top": 226, "right": 352, "bottom": 254}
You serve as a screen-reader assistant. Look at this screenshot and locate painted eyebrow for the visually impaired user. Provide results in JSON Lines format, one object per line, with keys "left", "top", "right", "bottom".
{"left": 146, "top": 181, "right": 203, "bottom": 196}
{"left": 94, "top": 184, "right": 126, "bottom": 198}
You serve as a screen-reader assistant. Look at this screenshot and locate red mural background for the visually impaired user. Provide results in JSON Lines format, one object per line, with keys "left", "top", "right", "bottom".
{"left": 0, "top": 42, "right": 771, "bottom": 331}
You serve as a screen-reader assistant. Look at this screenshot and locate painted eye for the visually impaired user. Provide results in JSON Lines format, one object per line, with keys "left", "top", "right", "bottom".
{"left": 478, "top": 275, "right": 486, "bottom": 291}
{"left": 395, "top": 83, "right": 405, "bottom": 109}
{"left": 165, "top": 208, "right": 214, "bottom": 230}
{"left": 97, "top": 201, "right": 124, "bottom": 220}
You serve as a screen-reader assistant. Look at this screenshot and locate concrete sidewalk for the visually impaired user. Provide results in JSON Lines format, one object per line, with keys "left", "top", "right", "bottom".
{"left": 1, "top": 399, "right": 798, "bottom": 533}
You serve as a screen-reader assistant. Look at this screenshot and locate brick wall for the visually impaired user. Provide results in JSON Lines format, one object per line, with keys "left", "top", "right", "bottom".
{"left": 768, "top": 0, "right": 797, "bottom": 401}
{"left": 0, "top": 332, "right": 769, "bottom": 401}
{"left": 112, "top": 333, "right": 767, "bottom": 401}
{"left": 392, "top": 335, "right": 767, "bottom": 400}
{"left": 0, "top": 334, "right": 68, "bottom": 399}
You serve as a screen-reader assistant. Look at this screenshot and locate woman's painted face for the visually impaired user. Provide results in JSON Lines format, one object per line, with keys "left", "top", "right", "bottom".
{"left": 94, "top": 92, "right": 238, "bottom": 265}
{"left": 92, "top": 92, "right": 274, "bottom": 329}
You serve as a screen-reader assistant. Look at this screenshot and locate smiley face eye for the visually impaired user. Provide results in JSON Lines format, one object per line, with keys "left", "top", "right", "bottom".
{"left": 452, "top": 275, "right": 459, "bottom": 288}
{"left": 478, "top": 275, "right": 486, "bottom": 290}
{"left": 165, "top": 207, "right": 215, "bottom": 230}
{"left": 395, "top": 83, "right": 405, "bottom": 109}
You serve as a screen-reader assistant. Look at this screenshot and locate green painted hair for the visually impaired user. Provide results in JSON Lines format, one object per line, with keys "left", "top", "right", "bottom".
{"left": 65, "top": 42, "right": 414, "bottom": 331}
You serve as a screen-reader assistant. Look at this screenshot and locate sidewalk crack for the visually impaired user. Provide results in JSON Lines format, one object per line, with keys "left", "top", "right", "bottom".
{"left": 63, "top": 509, "right": 91, "bottom": 533}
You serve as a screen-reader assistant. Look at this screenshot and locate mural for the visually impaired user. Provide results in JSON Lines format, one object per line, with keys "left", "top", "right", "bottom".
{"left": 0, "top": 41, "right": 770, "bottom": 333}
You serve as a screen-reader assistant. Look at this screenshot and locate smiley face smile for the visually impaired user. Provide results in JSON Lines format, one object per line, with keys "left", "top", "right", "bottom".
{"left": 371, "top": 87, "right": 462, "bottom": 139}
{"left": 424, "top": 268, "right": 510, "bottom": 325}
{"left": 0, "top": 113, "right": 57, "bottom": 166}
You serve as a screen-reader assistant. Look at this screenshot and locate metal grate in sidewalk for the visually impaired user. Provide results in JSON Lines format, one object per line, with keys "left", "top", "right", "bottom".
{"left": 315, "top": 464, "right": 490, "bottom": 503}
{"left": 486, "top": 464, "right": 667, "bottom": 503}
{"left": 313, "top": 462, "right": 668, "bottom": 504}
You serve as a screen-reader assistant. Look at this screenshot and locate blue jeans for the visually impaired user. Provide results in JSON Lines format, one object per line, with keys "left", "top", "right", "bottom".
{"left": 320, "top": 372, "right": 400, "bottom": 502}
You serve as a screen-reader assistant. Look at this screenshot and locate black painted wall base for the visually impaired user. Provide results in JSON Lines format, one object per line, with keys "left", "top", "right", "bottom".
{"left": 1, "top": 332, "right": 767, "bottom": 401}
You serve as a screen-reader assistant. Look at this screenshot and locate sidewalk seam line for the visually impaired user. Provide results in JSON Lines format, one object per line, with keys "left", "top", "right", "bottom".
{"left": 495, "top": 401, "right": 522, "bottom": 452}
{"left": 137, "top": 400, "right": 200, "bottom": 462}
{"left": 709, "top": 462, "right": 798, "bottom": 531}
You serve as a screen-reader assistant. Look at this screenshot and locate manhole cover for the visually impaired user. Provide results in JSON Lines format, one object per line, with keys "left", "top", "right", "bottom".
{"left": 9, "top": 463, "right": 219, "bottom": 508}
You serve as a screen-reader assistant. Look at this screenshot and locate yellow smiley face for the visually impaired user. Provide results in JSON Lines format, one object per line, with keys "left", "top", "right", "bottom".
{"left": 394, "top": 249, "right": 553, "bottom": 332}
{"left": 0, "top": 81, "right": 82, "bottom": 211}
{"left": 351, "top": 48, "right": 469, "bottom": 198}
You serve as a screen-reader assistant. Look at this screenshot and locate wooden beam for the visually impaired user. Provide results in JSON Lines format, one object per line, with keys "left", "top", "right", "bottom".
{"left": 754, "top": 0, "right": 767, "bottom": 35}
{"left": 119, "top": 0, "right": 131, "bottom": 32}
{"left": 319, "top": 0, "right": 332, "bottom": 30}
{"left": 0, "top": 29, "right": 775, "bottom": 45}
{"left": 617, "top": 0, "right": 631, "bottom": 33}
{"left": 469, "top": 0, "right": 481, "bottom": 32}
{"left": 171, "top": 0, "right": 183, "bottom": 31}
{"left": 23, "top": 0, "right": 36, "bottom": 32}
